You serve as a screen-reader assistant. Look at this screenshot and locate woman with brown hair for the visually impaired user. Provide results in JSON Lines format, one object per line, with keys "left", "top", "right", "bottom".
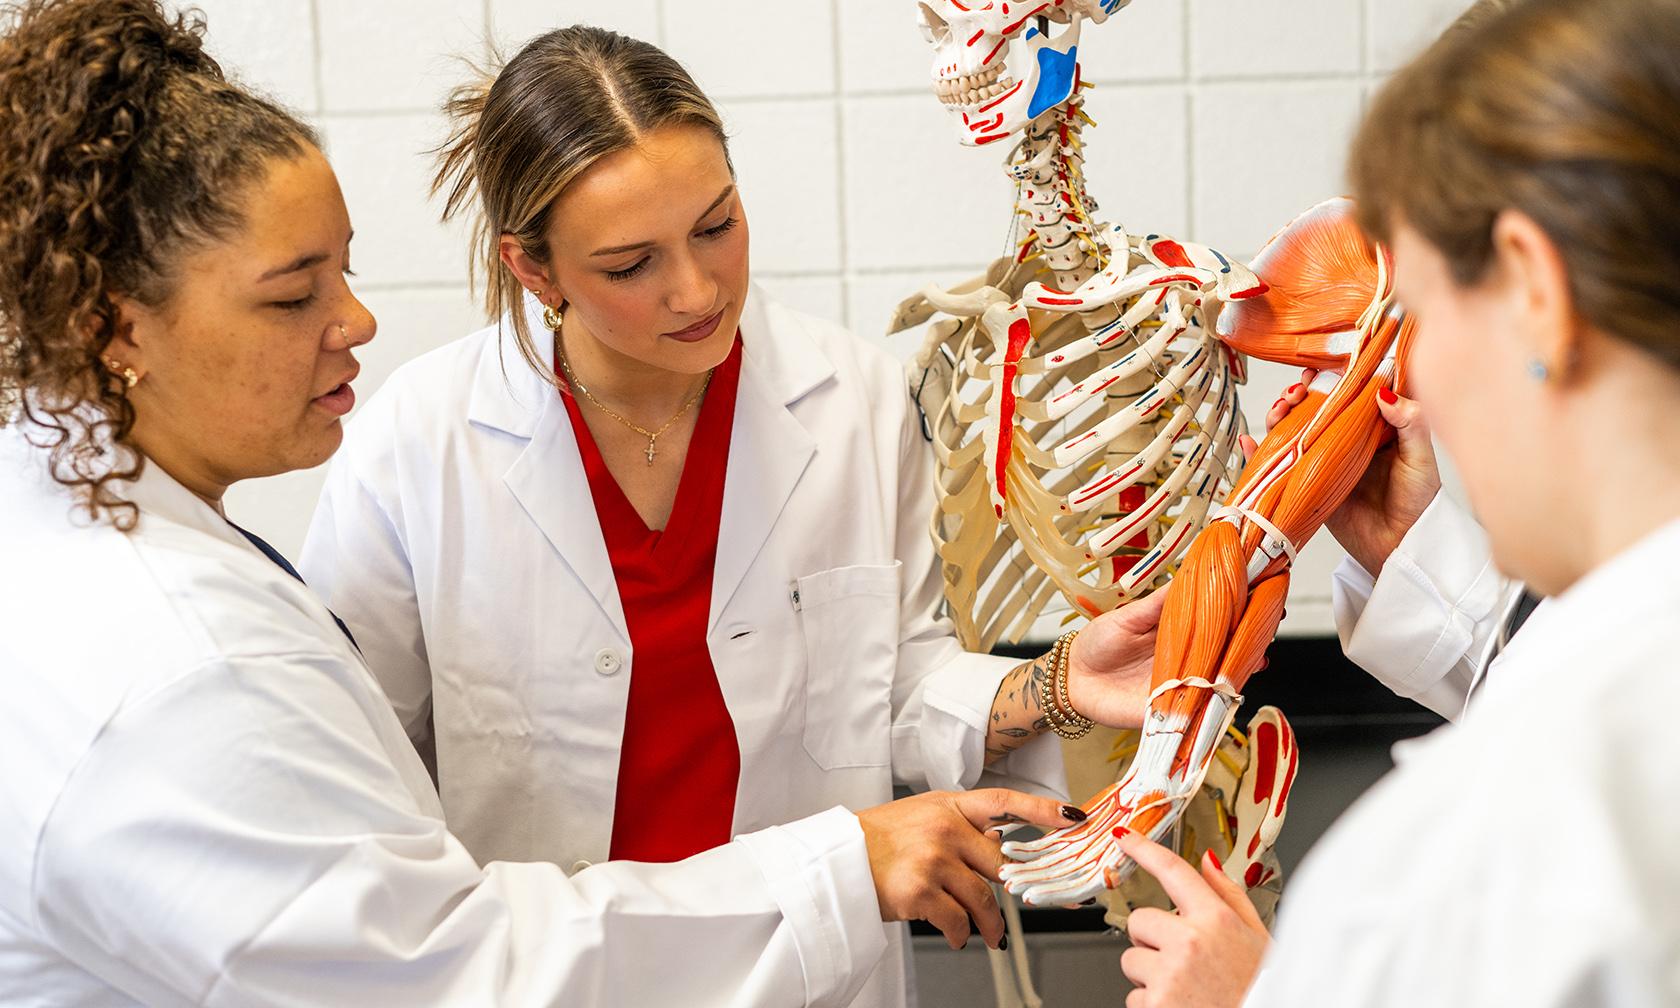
{"left": 1272, "top": 0, "right": 1529, "bottom": 724}
{"left": 298, "top": 24, "right": 1168, "bottom": 1008}
{"left": 1104, "top": 0, "right": 1680, "bottom": 1003}
{"left": 0, "top": 1, "right": 1104, "bottom": 1003}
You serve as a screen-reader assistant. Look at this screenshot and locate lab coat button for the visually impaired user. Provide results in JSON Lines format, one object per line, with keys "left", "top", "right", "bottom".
{"left": 594, "top": 648, "right": 623, "bottom": 676}
{"left": 571, "top": 860, "right": 593, "bottom": 873}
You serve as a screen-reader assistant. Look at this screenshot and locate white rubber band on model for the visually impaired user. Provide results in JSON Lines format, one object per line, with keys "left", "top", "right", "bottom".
{"left": 1210, "top": 503, "right": 1299, "bottom": 567}
{"left": 1148, "top": 675, "right": 1243, "bottom": 705}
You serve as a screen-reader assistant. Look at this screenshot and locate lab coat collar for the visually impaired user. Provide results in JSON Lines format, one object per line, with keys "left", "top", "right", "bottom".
{"left": 467, "top": 285, "right": 834, "bottom": 642}
{"left": 121, "top": 459, "right": 253, "bottom": 554}
{"left": 464, "top": 293, "right": 555, "bottom": 441}
{"left": 1482, "top": 514, "right": 1680, "bottom": 699}
{"left": 464, "top": 285, "right": 835, "bottom": 435}
{"left": 1, "top": 412, "right": 250, "bottom": 554}
{"left": 710, "top": 292, "right": 825, "bottom": 631}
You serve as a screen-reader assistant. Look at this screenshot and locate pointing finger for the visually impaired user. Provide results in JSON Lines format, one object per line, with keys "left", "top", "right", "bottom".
{"left": 1111, "top": 827, "right": 1225, "bottom": 918}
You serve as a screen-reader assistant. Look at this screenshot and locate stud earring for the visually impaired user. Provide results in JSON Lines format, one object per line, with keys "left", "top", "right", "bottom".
{"left": 1526, "top": 358, "right": 1550, "bottom": 382}
{"left": 541, "top": 302, "right": 565, "bottom": 333}
{"left": 103, "top": 357, "right": 140, "bottom": 388}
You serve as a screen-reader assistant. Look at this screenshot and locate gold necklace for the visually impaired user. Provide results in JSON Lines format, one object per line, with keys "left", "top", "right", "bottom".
{"left": 556, "top": 335, "right": 713, "bottom": 465}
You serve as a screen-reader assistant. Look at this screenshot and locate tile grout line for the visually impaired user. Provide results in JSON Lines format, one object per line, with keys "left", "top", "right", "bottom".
{"left": 1182, "top": 0, "right": 1196, "bottom": 237}
{"left": 1359, "top": 0, "right": 1371, "bottom": 82}
{"left": 828, "top": 0, "right": 852, "bottom": 330}
{"left": 307, "top": 0, "right": 326, "bottom": 116}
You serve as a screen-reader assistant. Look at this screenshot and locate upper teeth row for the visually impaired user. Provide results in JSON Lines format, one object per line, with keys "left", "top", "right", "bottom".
{"left": 935, "top": 66, "right": 1012, "bottom": 106}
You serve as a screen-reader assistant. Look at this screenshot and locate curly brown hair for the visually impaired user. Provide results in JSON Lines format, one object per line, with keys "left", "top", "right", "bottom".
{"left": 0, "top": 0, "right": 317, "bottom": 527}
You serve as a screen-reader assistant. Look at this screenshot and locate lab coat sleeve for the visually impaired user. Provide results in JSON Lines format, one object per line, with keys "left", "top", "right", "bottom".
{"left": 1330, "top": 492, "right": 1513, "bottom": 720}
{"left": 884, "top": 391, "right": 1066, "bottom": 801}
{"left": 32, "top": 652, "right": 886, "bottom": 1008}
{"left": 300, "top": 432, "right": 433, "bottom": 744}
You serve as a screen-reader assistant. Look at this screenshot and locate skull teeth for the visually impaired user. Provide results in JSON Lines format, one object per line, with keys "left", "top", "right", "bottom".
{"left": 933, "top": 65, "right": 1012, "bottom": 108}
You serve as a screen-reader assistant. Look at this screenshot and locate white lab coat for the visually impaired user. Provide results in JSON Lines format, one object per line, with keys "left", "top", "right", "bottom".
{"left": 299, "top": 287, "right": 1065, "bottom": 1008}
{"left": 1248, "top": 513, "right": 1680, "bottom": 1005}
{"left": 1330, "top": 491, "right": 1531, "bottom": 719}
{"left": 0, "top": 423, "right": 886, "bottom": 1007}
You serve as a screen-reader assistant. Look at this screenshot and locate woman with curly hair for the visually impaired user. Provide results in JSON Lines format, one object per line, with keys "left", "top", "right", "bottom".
{"left": 0, "top": 2, "right": 1085, "bottom": 1003}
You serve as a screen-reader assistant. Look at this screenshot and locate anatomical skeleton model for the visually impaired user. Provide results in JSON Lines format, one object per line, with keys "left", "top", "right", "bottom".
{"left": 900, "top": 0, "right": 1292, "bottom": 911}
{"left": 902, "top": 0, "right": 1413, "bottom": 971}
{"left": 898, "top": 4, "right": 1291, "bottom": 1002}
{"left": 898, "top": 1, "right": 1260, "bottom": 655}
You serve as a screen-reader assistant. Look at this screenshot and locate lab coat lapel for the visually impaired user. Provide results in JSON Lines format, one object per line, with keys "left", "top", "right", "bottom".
{"left": 710, "top": 288, "right": 831, "bottom": 632}
{"left": 471, "top": 298, "right": 630, "bottom": 644}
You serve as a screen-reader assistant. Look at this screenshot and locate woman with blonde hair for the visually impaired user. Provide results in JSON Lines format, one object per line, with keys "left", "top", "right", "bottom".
{"left": 301, "top": 24, "right": 1167, "bottom": 1007}
{"left": 1108, "top": 0, "right": 1680, "bottom": 1003}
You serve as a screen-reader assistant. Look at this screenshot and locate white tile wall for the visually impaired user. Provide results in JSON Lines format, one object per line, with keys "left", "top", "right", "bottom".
{"left": 195, "top": 0, "right": 1475, "bottom": 636}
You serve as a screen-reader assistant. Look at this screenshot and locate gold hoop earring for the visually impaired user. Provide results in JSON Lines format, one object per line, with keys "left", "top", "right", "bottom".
{"left": 542, "top": 302, "right": 565, "bottom": 333}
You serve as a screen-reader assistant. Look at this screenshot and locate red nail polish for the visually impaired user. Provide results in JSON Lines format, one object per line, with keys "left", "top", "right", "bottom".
{"left": 1288, "top": 383, "right": 1303, "bottom": 394}
{"left": 1378, "top": 387, "right": 1398, "bottom": 405}
{"left": 1112, "top": 826, "right": 1131, "bottom": 839}
{"left": 1208, "top": 850, "right": 1224, "bottom": 872}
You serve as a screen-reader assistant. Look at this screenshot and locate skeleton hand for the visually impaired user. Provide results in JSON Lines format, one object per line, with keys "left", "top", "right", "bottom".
{"left": 1267, "top": 368, "right": 1441, "bottom": 575}
{"left": 1115, "top": 830, "right": 1267, "bottom": 1008}
{"left": 1065, "top": 590, "right": 1167, "bottom": 730}
{"left": 999, "top": 701, "right": 1295, "bottom": 908}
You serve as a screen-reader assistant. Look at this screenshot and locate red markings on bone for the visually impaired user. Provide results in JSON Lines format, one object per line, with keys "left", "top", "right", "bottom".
{"left": 981, "top": 80, "right": 1025, "bottom": 113}
{"left": 1277, "top": 738, "right": 1299, "bottom": 809}
{"left": 993, "top": 317, "right": 1035, "bottom": 507}
{"left": 1153, "top": 239, "right": 1193, "bottom": 267}
{"left": 1252, "top": 721, "right": 1279, "bottom": 803}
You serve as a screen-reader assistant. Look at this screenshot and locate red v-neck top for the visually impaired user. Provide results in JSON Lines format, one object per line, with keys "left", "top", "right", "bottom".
{"left": 557, "top": 337, "right": 744, "bottom": 863}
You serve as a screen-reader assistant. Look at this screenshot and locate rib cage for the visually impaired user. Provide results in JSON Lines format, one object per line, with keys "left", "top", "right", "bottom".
{"left": 895, "top": 234, "right": 1251, "bottom": 652}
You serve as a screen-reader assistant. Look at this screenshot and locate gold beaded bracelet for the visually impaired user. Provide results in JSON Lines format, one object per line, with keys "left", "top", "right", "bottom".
{"left": 1039, "top": 630, "right": 1097, "bottom": 740}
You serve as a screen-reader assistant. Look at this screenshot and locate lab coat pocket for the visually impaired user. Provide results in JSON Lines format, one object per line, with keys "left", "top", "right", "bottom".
{"left": 796, "top": 561, "right": 902, "bottom": 770}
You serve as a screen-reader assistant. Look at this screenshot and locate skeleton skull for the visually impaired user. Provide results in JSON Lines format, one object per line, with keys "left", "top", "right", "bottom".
{"left": 917, "top": 0, "right": 1130, "bottom": 145}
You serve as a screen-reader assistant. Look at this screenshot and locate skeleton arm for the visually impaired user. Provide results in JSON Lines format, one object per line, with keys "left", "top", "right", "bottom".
{"left": 1001, "top": 199, "right": 1412, "bottom": 906}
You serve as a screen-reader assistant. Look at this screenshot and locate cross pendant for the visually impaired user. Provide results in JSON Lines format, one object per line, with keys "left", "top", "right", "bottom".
{"left": 644, "top": 438, "right": 657, "bottom": 465}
